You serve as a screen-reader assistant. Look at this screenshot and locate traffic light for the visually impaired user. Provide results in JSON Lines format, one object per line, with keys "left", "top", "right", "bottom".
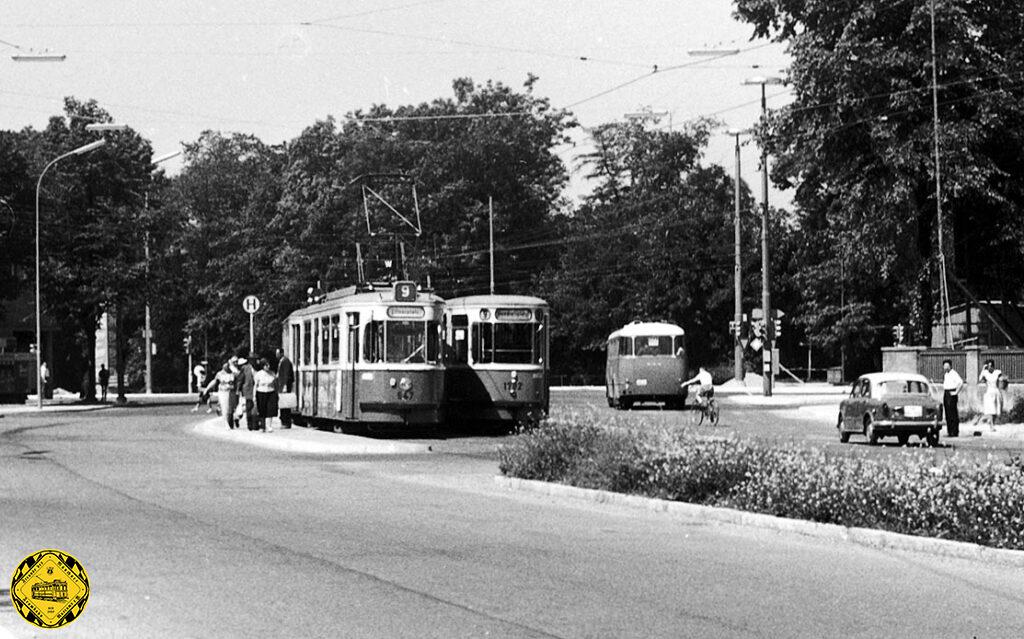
{"left": 728, "top": 320, "right": 739, "bottom": 336}
{"left": 182, "top": 335, "right": 192, "bottom": 352}
{"left": 772, "top": 318, "right": 782, "bottom": 340}
{"left": 891, "top": 324, "right": 905, "bottom": 345}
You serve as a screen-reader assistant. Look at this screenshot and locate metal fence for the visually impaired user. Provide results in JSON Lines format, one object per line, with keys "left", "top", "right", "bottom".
{"left": 981, "top": 350, "right": 1024, "bottom": 382}
{"left": 918, "top": 350, "right": 967, "bottom": 383}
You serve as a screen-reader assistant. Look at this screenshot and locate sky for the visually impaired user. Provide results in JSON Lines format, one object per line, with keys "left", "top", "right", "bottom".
{"left": 1, "top": 0, "right": 792, "bottom": 207}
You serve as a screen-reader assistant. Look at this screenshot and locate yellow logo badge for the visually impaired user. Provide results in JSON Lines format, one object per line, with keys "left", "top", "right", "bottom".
{"left": 10, "top": 549, "right": 90, "bottom": 629}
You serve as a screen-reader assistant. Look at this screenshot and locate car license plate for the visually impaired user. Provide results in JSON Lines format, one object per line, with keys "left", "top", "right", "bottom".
{"left": 903, "top": 405, "right": 922, "bottom": 417}
{"left": 636, "top": 379, "right": 648, "bottom": 386}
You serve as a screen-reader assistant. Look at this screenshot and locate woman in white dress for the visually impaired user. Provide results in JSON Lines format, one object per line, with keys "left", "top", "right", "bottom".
{"left": 978, "top": 359, "right": 1002, "bottom": 430}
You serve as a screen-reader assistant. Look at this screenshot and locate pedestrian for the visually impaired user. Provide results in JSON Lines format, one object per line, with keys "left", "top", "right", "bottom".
{"left": 204, "top": 362, "right": 239, "bottom": 430}
{"left": 236, "top": 353, "right": 257, "bottom": 431}
{"left": 978, "top": 359, "right": 1002, "bottom": 431}
{"left": 191, "top": 360, "right": 209, "bottom": 412}
{"left": 254, "top": 358, "right": 278, "bottom": 432}
{"left": 39, "top": 361, "right": 50, "bottom": 400}
{"left": 274, "top": 347, "right": 294, "bottom": 429}
{"left": 941, "top": 359, "right": 963, "bottom": 437}
{"left": 98, "top": 364, "right": 110, "bottom": 403}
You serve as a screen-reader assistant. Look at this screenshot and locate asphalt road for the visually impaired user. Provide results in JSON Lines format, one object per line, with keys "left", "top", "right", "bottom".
{"left": 1, "top": 395, "right": 1023, "bottom": 638}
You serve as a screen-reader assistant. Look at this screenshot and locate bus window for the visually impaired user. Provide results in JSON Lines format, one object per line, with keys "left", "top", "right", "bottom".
{"left": 674, "top": 335, "right": 685, "bottom": 357}
{"left": 618, "top": 336, "right": 633, "bottom": 356}
{"left": 330, "top": 315, "right": 341, "bottom": 363}
{"left": 303, "top": 320, "right": 312, "bottom": 365}
{"left": 451, "top": 314, "right": 469, "bottom": 364}
{"left": 636, "top": 336, "right": 673, "bottom": 356}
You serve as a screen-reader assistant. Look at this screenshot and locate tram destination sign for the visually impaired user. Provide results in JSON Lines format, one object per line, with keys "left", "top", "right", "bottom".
{"left": 495, "top": 308, "right": 533, "bottom": 322}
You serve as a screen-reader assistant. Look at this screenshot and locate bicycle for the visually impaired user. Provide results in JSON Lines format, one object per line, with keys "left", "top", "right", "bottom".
{"left": 689, "top": 395, "right": 720, "bottom": 426}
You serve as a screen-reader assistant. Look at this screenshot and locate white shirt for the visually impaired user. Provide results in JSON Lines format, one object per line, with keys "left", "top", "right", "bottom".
{"left": 254, "top": 370, "right": 277, "bottom": 393}
{"left": 942, "top": 369, "right": 963, "bottom": 393}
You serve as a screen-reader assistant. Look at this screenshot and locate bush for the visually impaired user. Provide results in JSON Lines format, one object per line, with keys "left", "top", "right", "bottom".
{"left": 499, "top": 411, "right": 1024, "bottom": 550}
{"left": 1007, "top": 394, "right": 1024, "bottom": 424}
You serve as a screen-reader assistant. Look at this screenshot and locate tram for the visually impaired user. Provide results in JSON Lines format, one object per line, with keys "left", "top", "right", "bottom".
{"left": 283, "top": 281, "right": 446, "bottom": 430}
{"left": 444, "top": 295, "right": 549, "bottom": 428}
{"left": 605, "top": 321, "right": 688, "bottom": 409}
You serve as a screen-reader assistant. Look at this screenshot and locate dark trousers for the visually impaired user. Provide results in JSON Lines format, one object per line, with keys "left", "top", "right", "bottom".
{"left": 279, "top": 408, "right": 292, "bottom": 428}
{"left": 943, "top": 391, "right": 959, "bottom": 436}
{"left": 245, "top": 398, "right": 257, "bottom": 430}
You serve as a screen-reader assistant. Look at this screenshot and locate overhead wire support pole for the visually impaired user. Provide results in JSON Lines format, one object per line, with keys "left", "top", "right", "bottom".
{"left": 489, "top": 196, "right": 495, "bottom": 295}
{"left": 930, "top": 0, "right": 953, "bottom": 346}
{"left": 727, "top": 129, "right": 749, "bottom": 383}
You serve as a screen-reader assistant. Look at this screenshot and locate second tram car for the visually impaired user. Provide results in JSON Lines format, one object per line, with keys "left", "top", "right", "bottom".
{"left": 444, "top": 295, "right": 549, "bottom": 428}
{"left": 605, "top": 321, "right": 688, "bottom": 409}
{"left": 283, "top": 281, "right": 446, "bottom": 430}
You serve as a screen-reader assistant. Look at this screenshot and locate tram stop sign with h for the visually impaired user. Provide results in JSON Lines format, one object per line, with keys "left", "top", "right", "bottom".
{"left": 242, "top": 295, "right": 261, "bottom": 314}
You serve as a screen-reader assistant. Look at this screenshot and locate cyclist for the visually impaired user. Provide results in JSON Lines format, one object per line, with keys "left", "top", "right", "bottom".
{"left": 682, "top": 366, "right": 715, "bottom": 408}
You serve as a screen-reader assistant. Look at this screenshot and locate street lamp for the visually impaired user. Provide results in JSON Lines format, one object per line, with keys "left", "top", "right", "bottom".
{"left": 143, "top": 149, "right": 183, "bottom": 394}
{"left": 84, "top": 123, "right": 128, "bottom": 132}
{"left": 726, "top": 128, "right": 752, "bottom": 383}
{"left": 35, "top": 139, "right": 107, "bottom": 408}
{"left": 742, "top": 75, "right": 784, "bottom": 397}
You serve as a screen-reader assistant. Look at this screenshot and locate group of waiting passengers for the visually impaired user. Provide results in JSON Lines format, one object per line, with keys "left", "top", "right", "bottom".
{"left": 201, "top": 347, "right": 295, "bottom": 431}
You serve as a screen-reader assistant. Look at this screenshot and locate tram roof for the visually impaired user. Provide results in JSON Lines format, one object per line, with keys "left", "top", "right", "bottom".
{"left": 445, "top": 294, "right": 548, "bottom": 309}
{"left": 608, "top": 321, "right": 685, "bottom": 339}
{"left": 285, "top": 284, "right": 444, "bottom": 320}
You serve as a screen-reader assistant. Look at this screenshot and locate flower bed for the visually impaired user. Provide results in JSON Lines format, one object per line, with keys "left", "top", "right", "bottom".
{"left": 498, "top": 410, "right": 1024, "bottom": 550}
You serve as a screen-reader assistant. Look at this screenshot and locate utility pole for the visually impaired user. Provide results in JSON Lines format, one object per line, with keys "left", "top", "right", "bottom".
{"left": 930, "top": 0, "right": 953, "bottom": 346}
{"left": 488, "top": 196, "right": 495, "bottom": 295}
{"left": 743, "top": 76, "right": 783, "bottom": 396}
{"left": 726, "top": 129, "right": 750, "bottom": 383}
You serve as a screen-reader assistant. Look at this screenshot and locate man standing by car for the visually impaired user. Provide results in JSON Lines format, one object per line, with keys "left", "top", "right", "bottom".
{"left": 942, "top": 359, "right": 963, "bottom": 437}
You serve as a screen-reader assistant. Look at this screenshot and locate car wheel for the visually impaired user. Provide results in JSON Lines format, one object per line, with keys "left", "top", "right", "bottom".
{"left": 607, "top": 396, "right": 614, "bottom": 408}
{"left": 621, "top": 399, "right": 633, "bottom": 410}
{"left": 926, "top": 430, "right": 940, "bottom": 447}
{"left": 897, "top": 434, "right": 909, "bottom": 446}
{"left": 838, "top": 414, "right": 850, "bottom": 443}
{"left": 864, "top": 416, "right": 879, "bottom": 445}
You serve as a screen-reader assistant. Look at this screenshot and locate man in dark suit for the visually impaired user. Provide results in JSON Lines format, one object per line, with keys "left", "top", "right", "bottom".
{"left": 236, "top": 352, "right": 257, "bottom": 431}
{"left": 275, "top": 347, "right": 294, "bottom": 429}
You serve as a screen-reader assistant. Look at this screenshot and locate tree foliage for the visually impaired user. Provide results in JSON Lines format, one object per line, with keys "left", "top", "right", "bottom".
{"left": 733, "top": 0, "right": 1024, "bottom": 367}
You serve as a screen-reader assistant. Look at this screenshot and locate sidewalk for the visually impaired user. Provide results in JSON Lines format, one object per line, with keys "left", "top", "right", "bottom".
{"left": 193, "top": 417, "right": 433, "bottom": 455}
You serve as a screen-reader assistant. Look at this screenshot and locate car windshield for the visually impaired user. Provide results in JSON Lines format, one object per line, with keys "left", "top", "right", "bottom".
{"left": 877, "top": 380, "right": 930, "bottom": 396}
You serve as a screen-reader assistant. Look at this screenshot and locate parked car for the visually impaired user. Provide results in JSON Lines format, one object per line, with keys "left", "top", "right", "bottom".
{"left": 837, "top": 372, "right": 942, "bottom": 446}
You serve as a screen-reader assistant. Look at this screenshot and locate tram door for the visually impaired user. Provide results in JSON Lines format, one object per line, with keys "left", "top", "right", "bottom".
{"left": 342, "top": 312, "right": 359, "bottom": 420}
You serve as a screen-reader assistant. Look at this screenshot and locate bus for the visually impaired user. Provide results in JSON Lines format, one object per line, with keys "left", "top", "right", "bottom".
{"left": 605, "top": 321, "right": 688, "bottom": 409}
{"left": 283, "top": 281, "right": 446, "bottom": 431}
{"left": 444, "top": 295, "right": 549, "bottom": 428}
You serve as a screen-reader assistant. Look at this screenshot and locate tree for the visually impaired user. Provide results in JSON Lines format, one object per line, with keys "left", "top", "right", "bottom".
{"left": 539, "top": 120, "right": 761, "bottom": 378}
{"left": 733, "top": 0, "right": 1024, "bottom": 367}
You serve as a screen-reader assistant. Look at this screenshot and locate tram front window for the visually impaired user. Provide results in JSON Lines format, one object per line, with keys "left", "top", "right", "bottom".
{"left": 364, "top": 320, "right": 440, "bottom": 363}
{"left": 474, "top": 322, "right": 540, "bottom": 364}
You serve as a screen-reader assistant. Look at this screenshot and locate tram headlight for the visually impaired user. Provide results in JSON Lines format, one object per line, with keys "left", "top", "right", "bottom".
{"left": 479, "top": 309, "right": 491, "bottom": 321}
{"left": 399, "top": 377, "right": 413, "bottom": 391}
{"left": 389, "top": 377, "right": 397, "bottom": 388}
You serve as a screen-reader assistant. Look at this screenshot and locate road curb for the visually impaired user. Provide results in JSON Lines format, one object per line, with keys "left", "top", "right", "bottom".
{"left": 494, "top": 476, "right": 1024, "bottom": 567}
{"left": 194, "top": 417, "right": 431, "bottom": 456}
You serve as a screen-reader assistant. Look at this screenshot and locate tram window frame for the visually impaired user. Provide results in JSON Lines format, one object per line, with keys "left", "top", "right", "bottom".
{"left": 320, "top": 316, "right": 331, "bottom": 364}
{"left": 346, "top": 313, "right": 359, "bottom": 363}
{"left": 329, "top": 315, "right": 341, "bottom": 363}
{"left": 290, "top": 323, "right": 301, "bottom": 368}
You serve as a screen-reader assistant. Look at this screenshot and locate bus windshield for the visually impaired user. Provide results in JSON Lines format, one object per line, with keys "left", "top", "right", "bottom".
{"left": 634, "top": 335, "right": 675, "bottom": 357}
{"left": 473, "top": 321, "right": 546, "bottom": 365}
{"left": 364, "top": 320, "right": 440, "bottom": 363}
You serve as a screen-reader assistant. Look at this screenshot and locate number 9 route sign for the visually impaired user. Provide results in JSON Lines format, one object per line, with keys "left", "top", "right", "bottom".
{"left": 242, "top": 295, "right": 261, "bottom": 314}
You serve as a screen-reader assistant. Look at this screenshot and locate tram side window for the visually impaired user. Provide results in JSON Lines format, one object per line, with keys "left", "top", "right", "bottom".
{"left": 364, "top": 321, "right": 385, "bottom": 363}
{"left": 473, "top": 324, "right": 493, "bottom": 364}
{"left": 330, "top": 315, "right": 341, "bottom": 363}
{"left": 618, "top": 336, "right": 633, "bottom": 356}
{"left": 290, "top": 324, "right": 301, "bottom": 367}
{"left": 451, "top": 315, "right": 469, "bottom": 364}
{"left": 346, "top": 314, "right": 359, "bottom": 363}
{"left": 320, "top": 317, "right": 330, "bottom": 364}
{"left": 303, "top": 320, "right": 312, "bottom": 365}
{"left": 427, "top": 321, "right": 440, "bottom": 363}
